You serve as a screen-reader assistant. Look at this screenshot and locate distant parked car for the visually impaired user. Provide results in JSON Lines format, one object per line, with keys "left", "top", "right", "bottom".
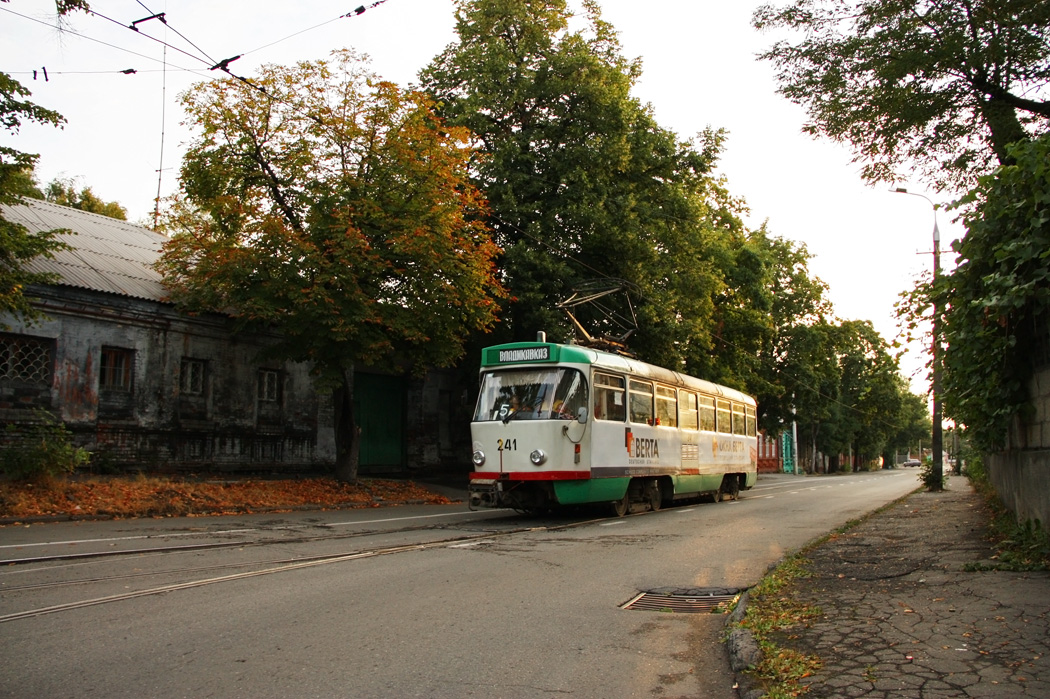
{"left": 902, "top": 459, "right": 921, "bottom": 467}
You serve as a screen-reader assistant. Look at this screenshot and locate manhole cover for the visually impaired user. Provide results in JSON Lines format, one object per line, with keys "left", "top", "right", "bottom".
{"left": 621, "top": 589, "right": 738, "bottom": 614}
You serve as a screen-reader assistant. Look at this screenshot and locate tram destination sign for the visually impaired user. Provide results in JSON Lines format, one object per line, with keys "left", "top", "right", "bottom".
{"left": 497, "top": 346, "right": 550, "bottom": 363}
{"left": 482, "top": 344, "right": 558, "bottom": 366}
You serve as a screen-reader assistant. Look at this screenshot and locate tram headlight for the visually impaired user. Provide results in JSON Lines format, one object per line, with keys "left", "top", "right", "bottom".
{"left": 529, "top": 449, "right": 547, "bottom": 466}
{"left": 472, "top": 450, "right": 486, "bottom": 466}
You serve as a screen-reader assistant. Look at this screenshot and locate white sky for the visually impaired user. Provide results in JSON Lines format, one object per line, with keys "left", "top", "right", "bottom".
{"left": 2, "top": 0, "right": 961, "bottom": 394}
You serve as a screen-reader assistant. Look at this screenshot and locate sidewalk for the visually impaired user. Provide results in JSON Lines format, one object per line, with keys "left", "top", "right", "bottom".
{"left": 733, "top": 483, "right": 1050, "bottom": 698}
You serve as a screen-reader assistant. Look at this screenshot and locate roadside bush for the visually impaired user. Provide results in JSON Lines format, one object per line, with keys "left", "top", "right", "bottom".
{"left": 0, "top": 410, "right": 90, "bottom": 482}
{"left": 917, "top": 457, "right": 946, "bottom": 491}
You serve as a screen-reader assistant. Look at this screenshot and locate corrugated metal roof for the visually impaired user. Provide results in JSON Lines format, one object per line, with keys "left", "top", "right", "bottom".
{"left": 2, "top": 198, "right": 169, "bottom": 302}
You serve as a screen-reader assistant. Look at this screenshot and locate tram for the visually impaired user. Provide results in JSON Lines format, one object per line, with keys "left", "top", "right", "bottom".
{"left": 468, "top": 336, "right": 758, "bottom": 515}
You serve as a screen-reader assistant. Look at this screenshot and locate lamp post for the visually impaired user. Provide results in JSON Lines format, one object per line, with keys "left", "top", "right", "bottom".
{"left": 893, "top": 187, "right": 943, "bottom": 491}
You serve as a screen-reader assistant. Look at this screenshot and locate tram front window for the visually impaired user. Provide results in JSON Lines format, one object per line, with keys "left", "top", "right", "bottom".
{"left": 474, "top": 368, "right": 587, "bottom": 422}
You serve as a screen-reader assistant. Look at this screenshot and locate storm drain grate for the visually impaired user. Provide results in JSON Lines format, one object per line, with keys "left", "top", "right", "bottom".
{"left": 621, "top": 589, "right": 739, "bottom": 614}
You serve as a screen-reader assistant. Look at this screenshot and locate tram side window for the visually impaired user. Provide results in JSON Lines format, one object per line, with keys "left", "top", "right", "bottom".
{"left": 593, "top": 373, "right": 626, "bottom": 422}
{"left": 716, "top": 399, "right": 732, "bottom": 434}
{"left": 655, "top": 385, "right": 677, "bottom": 427}
{"left": 746, "top": 406, "right": 757, "bottom": 437}
{"left": 732, "top": 404, "right": 746, "bottom": 435}
{"left": 629, "top": 379, "right": 654, "bottom": 425}
{"left": 699, "top": 395, "right": 716, "bottom": 431}
{"left": 680, "top": 391, "right": 698, "bottom": 431}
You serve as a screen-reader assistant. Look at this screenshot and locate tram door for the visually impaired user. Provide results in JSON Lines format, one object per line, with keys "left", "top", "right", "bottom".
{"left": 352, "top": 372, "right": 406, "bottom": 473}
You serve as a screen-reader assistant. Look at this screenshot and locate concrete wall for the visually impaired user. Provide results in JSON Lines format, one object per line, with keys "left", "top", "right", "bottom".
{"left": 986, "top": 365, "right": 1050, "bottom": 527}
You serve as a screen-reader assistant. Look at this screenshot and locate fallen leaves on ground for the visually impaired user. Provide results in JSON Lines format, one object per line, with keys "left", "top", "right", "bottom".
{"left": 0, "top": 476, "right": 454, "bottom": 520}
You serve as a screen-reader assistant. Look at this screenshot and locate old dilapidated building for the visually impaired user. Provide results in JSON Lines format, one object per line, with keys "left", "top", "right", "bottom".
{"left": 1, "top": 199, "right": 468, "bottom": 474}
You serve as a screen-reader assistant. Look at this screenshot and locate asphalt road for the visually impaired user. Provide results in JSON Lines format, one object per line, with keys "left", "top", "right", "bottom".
{"left": 0, "top": 470, "right": 920, "bottom": 698}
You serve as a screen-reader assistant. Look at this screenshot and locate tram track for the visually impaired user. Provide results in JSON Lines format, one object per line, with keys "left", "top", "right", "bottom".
{"left": 0, "top": 513, "right": 613, "bottom": 624}
{"left": 0, "top": 513, "right": 523, "bottom": 567}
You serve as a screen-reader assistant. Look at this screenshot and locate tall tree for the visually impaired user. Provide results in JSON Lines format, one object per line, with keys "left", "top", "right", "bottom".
{"left": 0, "top": 72, "right": 68, "bottom": 329}
{"left": 746, "top": 230, "right": 833, "bottom": 432}
{"left": 157, "top": 51, "right": 503, "bottom": 481}
{"left": 754, "top": 0, "right": 1050, "bottom": 192}
{"left": 44, "top": 177, "right": 127, "bottom": 220}
{"left": 420, "top": 0, "right": 752, "bottom": 379}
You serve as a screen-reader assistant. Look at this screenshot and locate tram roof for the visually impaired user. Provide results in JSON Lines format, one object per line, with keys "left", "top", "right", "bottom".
{"left": 480, "top": 342, "right": 755, "bottom": 406}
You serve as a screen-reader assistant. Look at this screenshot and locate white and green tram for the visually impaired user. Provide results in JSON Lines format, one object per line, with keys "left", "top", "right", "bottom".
{"left": 469, "top": 338, "right": 758, "bottom": 515}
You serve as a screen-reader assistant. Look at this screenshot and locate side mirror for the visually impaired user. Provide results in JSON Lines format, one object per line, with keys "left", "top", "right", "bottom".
{"left": 576, "top": 407, "right": 588, "bottom": 424}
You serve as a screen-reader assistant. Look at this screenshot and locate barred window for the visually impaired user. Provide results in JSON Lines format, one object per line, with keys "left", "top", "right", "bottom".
{"left": 180, "top": 358, "right": 205, "bottom": 396}
{"left": 100, "top": 347, "right": 133, "bottom": 390}
{"left": 0, "top": 334, "right": 52, "bottom": 386}
{"left": 258, "top": 369, "right": 280, "bottom": 403}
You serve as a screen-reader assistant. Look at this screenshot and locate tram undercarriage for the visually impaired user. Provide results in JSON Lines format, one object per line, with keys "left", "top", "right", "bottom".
{"left": 469, "top": 480, "right": 557, "bottom": 513}
{"left": 469, "top": 473, "right": 748, "bottom": 516}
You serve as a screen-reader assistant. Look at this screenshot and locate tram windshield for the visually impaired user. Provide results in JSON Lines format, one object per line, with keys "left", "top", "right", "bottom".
{"left": 474, "top": 367, "right": 588, "bottom": 422}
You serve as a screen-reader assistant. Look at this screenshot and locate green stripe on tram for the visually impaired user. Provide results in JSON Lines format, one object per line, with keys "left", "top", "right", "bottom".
{"left": 553, "top": 477, "right": 629, "bottom": 505}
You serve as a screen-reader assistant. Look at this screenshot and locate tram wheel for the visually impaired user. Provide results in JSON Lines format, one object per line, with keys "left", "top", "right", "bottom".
{"left": 726, "top": 476, "right": 741, "bottom": 501}
{"left": 611, "top": 493, "right": 630, "bottom": 517}
{"left": 646, "top": 481, "right": 662, "bottom": 512}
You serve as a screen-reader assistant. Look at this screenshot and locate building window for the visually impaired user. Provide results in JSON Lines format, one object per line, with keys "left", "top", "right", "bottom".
{"left": 0, "top": 334, "right": 52, "bottom": 386}
{"left": 100, "top": 347, "right": 133, "bottom": 391}
{"left": 180, "top": 358, "right": 205, "bottom": 396}
{"left": 258, "top": 369, "right": 280, "bottom": 403}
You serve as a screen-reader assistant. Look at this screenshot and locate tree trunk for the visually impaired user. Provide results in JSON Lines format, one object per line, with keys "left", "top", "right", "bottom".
{"left": 977, "top": 96, "right": 1029, "bottom": 166}
{"left": 333, "top": 365, "right": 361, "bottom": 483}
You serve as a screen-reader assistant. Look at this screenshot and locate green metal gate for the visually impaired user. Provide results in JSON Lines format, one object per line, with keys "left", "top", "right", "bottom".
{"left": 353, "top": 372, "right": 405, "bottom": 473}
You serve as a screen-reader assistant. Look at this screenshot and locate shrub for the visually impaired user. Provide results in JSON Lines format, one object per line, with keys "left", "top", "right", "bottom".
{"left": 0, "top": 410, "right": 90, "bottom": 481}
{"left": 917, "top": 457, "right": 946, "bottom": 491}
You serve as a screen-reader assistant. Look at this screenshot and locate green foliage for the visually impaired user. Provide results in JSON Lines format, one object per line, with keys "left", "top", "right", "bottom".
{"left": 421, "top": 1, "right": 924, "bottom": 451}
{"left": 753, "top": 0, "right": 1050, "bottom": 193}
{"left": 902, "top": 134, "right": 1050, "bottom": 451}
{"left": 1, "top": 411, "right": 90, "bottom": 481}
{"left": 917, "top": 457, "right": 945, "bottom": 491}
{"left": 420, "top": 0, "right": 754, "bottom": 384}
{"left": 43, "top": 177, "right": 127, "bottom": 220}
{"left": 0, "top": 72, "right": 70, "bottom": 328}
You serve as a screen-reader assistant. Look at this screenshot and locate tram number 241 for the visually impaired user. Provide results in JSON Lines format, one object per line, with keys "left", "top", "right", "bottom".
{"left": 497, "top": 438, "right": 518, "bottom": 451}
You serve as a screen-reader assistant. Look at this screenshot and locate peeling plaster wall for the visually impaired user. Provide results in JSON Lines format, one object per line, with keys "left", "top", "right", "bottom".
{"left": 1, "top": 287, "right": 335, "bottom": 473}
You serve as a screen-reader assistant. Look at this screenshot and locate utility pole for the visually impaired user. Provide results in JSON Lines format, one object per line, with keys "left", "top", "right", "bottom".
{"left": 893, "top": 188, "right": 943, "bottom": 490}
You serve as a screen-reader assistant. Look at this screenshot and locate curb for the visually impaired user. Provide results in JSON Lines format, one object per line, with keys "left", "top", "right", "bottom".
{"left": 724, "top": 589, "right": 765, "bottom": 699}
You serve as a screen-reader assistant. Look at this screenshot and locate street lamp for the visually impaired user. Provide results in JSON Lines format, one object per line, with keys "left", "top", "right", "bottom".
{"left": 892, "top": 187, "right": 943, "bottom": 490}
